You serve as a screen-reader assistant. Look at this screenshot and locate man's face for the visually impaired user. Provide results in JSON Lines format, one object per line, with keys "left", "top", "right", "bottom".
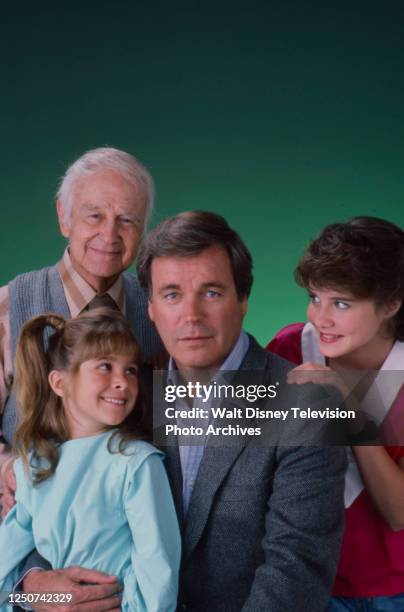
{"left": 57, "top": 169, "right": 146, "bottom": 292}
{"left": 148, "top": 246, "right": 248, "bottom": 372}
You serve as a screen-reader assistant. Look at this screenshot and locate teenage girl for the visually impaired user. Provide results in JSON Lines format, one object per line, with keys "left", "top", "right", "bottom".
{"left": 268, "top": 217, "right": 404, "bottom": 611}
{"left": 0, "top": 308, "right": 180, "bottom": 611}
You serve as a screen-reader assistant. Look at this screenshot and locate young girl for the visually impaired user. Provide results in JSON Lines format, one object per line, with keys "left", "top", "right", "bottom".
{"left": 0, "top": 308, "right": 180, "bottom": 611}
{"left": 267, "top": 216, "right": 404, "bottom": 611}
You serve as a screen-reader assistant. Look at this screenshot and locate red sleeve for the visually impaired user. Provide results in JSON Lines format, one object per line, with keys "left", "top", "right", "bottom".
{"left": 385, "top": 446, "right": 404, "bottom": 460}
{"left": 266, "top": 323, "right": 305, "bottom": 366}
{"left": 380, "top": 387, "right": 404, "bottom": 453}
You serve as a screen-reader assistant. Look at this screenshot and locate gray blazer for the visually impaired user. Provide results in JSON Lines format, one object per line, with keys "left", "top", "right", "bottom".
{"left": 163, "top": 336, "right": 346, "bottom": 612}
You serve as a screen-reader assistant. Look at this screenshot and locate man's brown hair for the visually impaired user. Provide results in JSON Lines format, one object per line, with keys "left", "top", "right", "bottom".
{"left": 137, "top": 210, "right": 253, "bottom": 300}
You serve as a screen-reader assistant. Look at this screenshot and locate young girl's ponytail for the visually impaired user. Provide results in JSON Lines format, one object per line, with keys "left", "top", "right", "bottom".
{"left": 13, "top": 308, "right": 145, "bottom": 484}
{"left": 14, "top": 314, "right": 69, "bottom": 483}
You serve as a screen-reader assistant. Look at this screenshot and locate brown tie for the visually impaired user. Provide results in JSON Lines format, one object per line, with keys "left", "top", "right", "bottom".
{"left": 86, "top": 293, "right": 120, "bottom": 312}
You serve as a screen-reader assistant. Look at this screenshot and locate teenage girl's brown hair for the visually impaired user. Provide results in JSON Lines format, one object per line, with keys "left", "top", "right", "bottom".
{"left": 14, "top": 308, "right": 147, "bottom": 484}
{"left": 295, "top": 216, "right": 404, "bottom": 340}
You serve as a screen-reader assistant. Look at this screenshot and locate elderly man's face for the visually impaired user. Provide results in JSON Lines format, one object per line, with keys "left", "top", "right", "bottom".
{"left": 148, "top": 246, "right": 248, "bottom": 372}
{"left": 57, "top": 169, "right": 146, "bottom": 292}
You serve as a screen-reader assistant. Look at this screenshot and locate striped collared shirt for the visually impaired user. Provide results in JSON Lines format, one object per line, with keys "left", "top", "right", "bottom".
{"left": 168, "top": 330, "right": 250, "bottom": 516}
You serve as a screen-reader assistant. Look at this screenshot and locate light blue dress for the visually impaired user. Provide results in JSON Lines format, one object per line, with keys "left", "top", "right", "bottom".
{"left": 0, "top": 431, "right": 181, "bottom": 611}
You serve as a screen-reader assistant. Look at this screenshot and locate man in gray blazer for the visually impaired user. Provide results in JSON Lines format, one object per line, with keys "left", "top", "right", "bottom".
{"left": 135, "top": 210, "right": 346, "bottom": 612}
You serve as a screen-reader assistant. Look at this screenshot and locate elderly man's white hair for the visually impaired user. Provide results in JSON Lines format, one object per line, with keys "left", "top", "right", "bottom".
{"left": 57, "top": 147, "right": 155, "bottom": 229}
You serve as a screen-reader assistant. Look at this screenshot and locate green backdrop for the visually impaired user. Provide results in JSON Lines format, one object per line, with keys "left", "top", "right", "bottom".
{"left": 1, "top": 1, "right": 404, "bottom": 344}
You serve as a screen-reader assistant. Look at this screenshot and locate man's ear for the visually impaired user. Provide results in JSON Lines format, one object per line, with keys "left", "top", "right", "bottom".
{"left": 241, "top": 297, "right": 248, "bottom": 317}
{"left": 56, "top": 199, "right": 70, "bottom": 239}
{"left": 48, "top": 370, "right": 66, "bottom": 398}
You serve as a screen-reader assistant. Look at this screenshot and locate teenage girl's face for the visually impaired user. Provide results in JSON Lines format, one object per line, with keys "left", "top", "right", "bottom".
{"left": 307, "top": 287, "right": 400, "bottom": 368}
{"left": 51, "top": 353, "right": 139, "bottom": 439}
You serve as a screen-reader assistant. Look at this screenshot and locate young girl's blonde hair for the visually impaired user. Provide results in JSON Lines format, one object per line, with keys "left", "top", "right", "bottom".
{"left": 14, "top": 308, "right": 147, "bottom": 483}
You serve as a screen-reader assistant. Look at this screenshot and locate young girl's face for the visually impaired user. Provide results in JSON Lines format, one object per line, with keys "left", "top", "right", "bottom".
{"left": 50, "top": 352, "right": 139, "bottom": 439}
{"left": 307, "top": 287, "right": 400, "bottom": 367}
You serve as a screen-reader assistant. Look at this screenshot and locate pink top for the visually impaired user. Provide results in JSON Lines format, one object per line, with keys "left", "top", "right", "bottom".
{"left": 267, "top": 323, "right": 404, "bottom": 597}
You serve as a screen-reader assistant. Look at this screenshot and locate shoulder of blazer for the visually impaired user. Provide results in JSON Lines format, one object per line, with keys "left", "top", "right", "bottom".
{"left": 240, "top": 333, "right": 295, "bottom": 377}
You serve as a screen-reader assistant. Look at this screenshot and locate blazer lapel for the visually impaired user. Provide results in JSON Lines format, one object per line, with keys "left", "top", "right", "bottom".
{"left": 183, "top": 443, "right": 245, "bottom": 557}
{"left": 183, "top": 338, "right": 273, "bottom": 556}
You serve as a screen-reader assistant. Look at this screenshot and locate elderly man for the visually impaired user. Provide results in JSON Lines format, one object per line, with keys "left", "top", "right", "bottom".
{"left": 0, "top": 147, "right": 161, "bottom": 610}
{"left": 0, "top": 147, "right": 161, "bottom": 445}
{"left": 134, "top": 211, "right": 347, "bottom": 612}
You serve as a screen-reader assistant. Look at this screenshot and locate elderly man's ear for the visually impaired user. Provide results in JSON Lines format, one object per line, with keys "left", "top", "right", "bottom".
{"left": 57, "top": 199, "right": 70, "bottom": 238}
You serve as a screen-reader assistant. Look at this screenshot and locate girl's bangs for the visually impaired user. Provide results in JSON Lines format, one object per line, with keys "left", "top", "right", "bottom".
{"left": 72, "top": 330, "right": 139, "bottom": 366}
